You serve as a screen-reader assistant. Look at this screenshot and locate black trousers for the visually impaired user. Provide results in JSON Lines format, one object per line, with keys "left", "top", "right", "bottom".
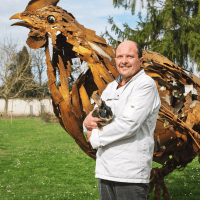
{"left": 98, "top": 179, "right": 149, "bottom": 200}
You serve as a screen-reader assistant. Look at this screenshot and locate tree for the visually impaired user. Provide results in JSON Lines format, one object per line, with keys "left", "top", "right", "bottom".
{"left": 9, "top": 46, "right": 35, "bottom": 97}
{"left": 32, "top": 48, "right": 46, "bottom": 87}
{"left": 31, "top": 48, "right": 51, "bottom": 98}
{"left": 112, "top": 0, "right": 144, "bottom": 15}
{"left": 104, "top": 0, "right": 200, "bottom": 70}
{"left": 0, "top": 39, "right": 37, "bottom": 114}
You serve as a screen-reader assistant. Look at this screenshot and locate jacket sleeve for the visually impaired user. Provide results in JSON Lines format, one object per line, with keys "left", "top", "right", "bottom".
{"left": 90, "top": 82, "right": 160, "bottom": 149}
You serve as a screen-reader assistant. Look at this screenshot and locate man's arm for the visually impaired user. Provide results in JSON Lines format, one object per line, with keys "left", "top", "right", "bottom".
{"left": 83, "top": 111, "right": 102, "bottom": 142}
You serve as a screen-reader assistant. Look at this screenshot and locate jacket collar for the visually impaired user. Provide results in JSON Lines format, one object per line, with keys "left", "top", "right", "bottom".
{"left": 115, "top": 69, "right": 144, "bottom": 86}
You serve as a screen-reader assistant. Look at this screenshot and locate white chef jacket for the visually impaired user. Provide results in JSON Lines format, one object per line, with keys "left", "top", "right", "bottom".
{"left": 83, "top": 69, "right": 161, "bottom": 183}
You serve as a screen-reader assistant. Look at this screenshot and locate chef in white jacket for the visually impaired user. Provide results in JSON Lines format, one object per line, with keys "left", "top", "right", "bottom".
{"left": 83, "top": 40, "right": 161, "bottom": 200}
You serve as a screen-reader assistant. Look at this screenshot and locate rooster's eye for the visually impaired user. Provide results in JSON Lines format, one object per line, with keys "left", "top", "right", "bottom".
{"left": 47, "top": 15, "right": 55, "bottom": 24}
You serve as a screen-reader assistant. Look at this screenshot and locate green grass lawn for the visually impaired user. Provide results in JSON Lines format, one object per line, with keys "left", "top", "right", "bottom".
{"left": 0, "top": 118, "right": 199, "bottom": 200}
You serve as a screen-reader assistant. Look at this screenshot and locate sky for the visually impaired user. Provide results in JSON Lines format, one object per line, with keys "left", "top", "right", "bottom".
{"left": 0, "top": 0, "right": 146, "bottom": 47}
{"left": 0, "top": 0, "right": 198, "bottom": 81}
{"left": 0, "top": 0, "right": 148, "bottom": 84}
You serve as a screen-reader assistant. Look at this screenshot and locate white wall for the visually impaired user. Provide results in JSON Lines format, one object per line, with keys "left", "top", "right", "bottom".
{"left": 0, "top": 99, "right": 5, "bottom": 113}
{"left": 0, "top": 99, "right": 54, "bottom": 116}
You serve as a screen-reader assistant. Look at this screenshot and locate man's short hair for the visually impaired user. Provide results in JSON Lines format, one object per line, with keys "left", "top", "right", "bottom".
{"left": 136, "top": 43, "right": 143, "bottom": 58}
{"left": 115, "top": 41, "right": 143, "bottom": 58}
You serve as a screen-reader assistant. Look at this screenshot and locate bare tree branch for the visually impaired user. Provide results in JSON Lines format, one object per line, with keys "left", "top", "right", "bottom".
{"left": 0, "top": 38, "right": 39, "bottom": 113}
{"left": 32, "top": 48, "right": 46, "bottom": 86}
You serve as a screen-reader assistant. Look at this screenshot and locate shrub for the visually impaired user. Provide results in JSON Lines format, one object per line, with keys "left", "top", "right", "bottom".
{"left": 41, "top": 111, "right": 52, "bottom": 123}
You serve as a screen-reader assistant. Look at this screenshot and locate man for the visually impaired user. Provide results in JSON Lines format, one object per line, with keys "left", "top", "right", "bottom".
{"left": 83, "top": 41, "right": 161, "bottom": 200}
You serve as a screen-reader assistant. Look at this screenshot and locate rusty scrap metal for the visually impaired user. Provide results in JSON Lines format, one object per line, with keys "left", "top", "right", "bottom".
{"left": 10, "top": 1, "right": 200, "bottom": 199}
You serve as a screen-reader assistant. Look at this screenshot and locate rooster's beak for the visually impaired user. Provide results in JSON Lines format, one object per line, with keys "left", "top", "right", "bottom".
{"left": 10, "top": 13, "right": 22, "bottom": 20}
{"left": 10, "top": 13, "right": 33, "bottom": 29}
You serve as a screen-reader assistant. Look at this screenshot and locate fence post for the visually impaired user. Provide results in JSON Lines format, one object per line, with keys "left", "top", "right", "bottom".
{"left": 41, "top": 105, "right": 45, "bottom": 120}
{"left": 11, "top": 99, "right": 13, "bottom": 125}
{"left": 41, "top": 104, "right": 45, "bottom": 113}
{"left": 30, "top": 105, "right": 33, "bottom": 119}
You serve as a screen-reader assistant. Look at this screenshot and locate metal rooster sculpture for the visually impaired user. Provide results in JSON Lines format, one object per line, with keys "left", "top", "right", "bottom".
{"left": 10, "top": 0, "right": 200, "bottom": 199}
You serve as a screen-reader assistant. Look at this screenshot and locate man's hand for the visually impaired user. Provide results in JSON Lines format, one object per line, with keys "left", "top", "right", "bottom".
{"left": 83, "top": 111, "right": 102, "bottom": 131}
{"left": 86, "top": 130, "right": 92, "bottom": 142}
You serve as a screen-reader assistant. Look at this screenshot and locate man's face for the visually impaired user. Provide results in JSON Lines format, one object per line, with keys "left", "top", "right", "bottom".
{"left": 115, "top": 41, "right": 143, "bottom": 81}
